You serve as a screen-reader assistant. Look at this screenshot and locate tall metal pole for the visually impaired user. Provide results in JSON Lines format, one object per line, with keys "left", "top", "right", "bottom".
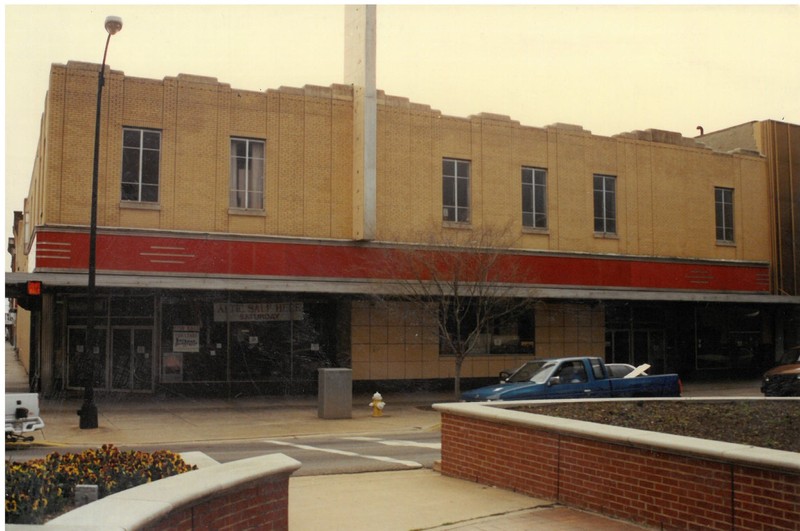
{"left": 78, "top": 16, "right": 122, "bottom": 429}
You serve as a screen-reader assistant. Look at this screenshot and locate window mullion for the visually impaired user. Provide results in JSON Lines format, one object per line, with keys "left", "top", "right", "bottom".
{"left": 244, "top": 140, "right": 250, "bottom": 208}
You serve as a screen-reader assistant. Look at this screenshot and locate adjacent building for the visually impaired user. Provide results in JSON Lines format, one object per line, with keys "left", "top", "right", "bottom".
{"left": 7, "top": 51, "right": 799, "bottom": 397}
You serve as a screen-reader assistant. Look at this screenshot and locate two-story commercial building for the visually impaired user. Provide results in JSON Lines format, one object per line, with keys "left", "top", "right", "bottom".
{"left": 7, "top": 51, "right": 799, "bottom": 397}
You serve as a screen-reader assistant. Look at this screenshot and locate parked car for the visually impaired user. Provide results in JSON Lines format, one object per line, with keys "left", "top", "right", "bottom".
{"left": 606, "top": 363, "right": 649, "bottom": 378}
{"left": 460, "top": 357, "right": 681, "bottom": 402}
{"left": 761, "top": 346, "right": 800, "bottom": 397}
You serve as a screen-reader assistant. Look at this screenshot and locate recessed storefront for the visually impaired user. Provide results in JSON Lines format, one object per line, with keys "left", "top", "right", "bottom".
{"left": 56, "top": 291, "right": 342, "bottom": 396}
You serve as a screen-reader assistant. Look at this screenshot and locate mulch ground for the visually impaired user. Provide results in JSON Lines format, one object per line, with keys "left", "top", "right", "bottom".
{"left": 520, "top": 400, "right": 800, "bottom": 453}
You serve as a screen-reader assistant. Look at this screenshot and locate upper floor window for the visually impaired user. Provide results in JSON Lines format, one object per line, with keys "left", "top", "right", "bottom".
{"left": 121, "top": 128, "right": 161, "bottom": 202}
{"left": 522, "top": 167, "right": 547, "bottom": 229}
{"left": 593, "top": 174, "right": 617, "bottom": 235}
{"left": 443, "top": 158, "right": 470, "bottom": 223}
{"left": 230, "top": 138, "right": 265, "bottom": 210}
{"left": 715, "top": 187, "right": 734, "bottom": 243}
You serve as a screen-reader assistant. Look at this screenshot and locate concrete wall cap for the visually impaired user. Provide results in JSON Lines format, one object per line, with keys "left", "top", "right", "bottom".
{"left": 12, "top": 526, "right": 125, "bottom": 531}
{"left": 175, "top": 73, "right": 219, "bottom": 84}
{"left": 545, "top": 122, "right": 589, "bottom": 133}
{"left": 45, "top": 453, "right": 301, "bottom": 529}
{"left": 434, "top": 398, "right": 800, "bottom": 473}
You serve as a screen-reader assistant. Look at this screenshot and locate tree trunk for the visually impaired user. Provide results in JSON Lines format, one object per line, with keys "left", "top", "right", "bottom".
{"left": 454, "top": 355, "right": 464, "bottom": 398}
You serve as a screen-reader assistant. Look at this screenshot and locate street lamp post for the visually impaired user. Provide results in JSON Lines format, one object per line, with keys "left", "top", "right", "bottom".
{"left": 78, "top": 16, "right": 123, "bottom": 429}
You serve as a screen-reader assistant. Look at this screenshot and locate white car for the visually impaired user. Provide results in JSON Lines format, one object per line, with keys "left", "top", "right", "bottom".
{"left": 606, "top": 363, "right": 649, "bottom": 378}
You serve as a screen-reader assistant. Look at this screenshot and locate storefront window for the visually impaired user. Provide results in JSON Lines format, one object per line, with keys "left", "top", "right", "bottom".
{"left": 160, "top": 296, "right": 338, "bottom": 388}
{"left": 161, "top": 296, "right": 227, "bottom": 383}
{"left": 219, "top": 301, "right": 321, "bottom": 383}
{"left": 64, "top": 294, "right": 155, "bottom": 391}
{"left": 65, "top": 296, "right": 109, "bottom": 325}
{"left": 696, "top": 306, "right": 763, "bottom": 370}
{"left": 441, "top": 302, "right": 535, "bottom": 356}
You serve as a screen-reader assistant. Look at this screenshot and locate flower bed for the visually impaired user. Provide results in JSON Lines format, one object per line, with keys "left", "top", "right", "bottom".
{"left": 5, "top": 444, "right": 197, "bottom": 524}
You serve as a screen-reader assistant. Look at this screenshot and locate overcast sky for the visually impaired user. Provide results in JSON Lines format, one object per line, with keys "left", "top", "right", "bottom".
{"left": 4, "top": 4, "right": 800, "bottom": 271}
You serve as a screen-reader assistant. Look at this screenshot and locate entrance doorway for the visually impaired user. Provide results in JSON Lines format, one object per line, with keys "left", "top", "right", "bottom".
{"left": 111, "top": 328, "right": 153, "bottom": 391}
{"left": 67, "top": 326, "right": 107, "bottom": 389}
{"left": 606, "top": 329, "right": 666, "bottom": 373}
{"left": 66, "top": 326, "right": 153, "bottom": 391}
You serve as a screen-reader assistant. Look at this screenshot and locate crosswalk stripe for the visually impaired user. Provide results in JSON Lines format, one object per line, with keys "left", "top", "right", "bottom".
{"left": 374, "top": 440, "right": 441, "bottom": 450}
{"left": 343, "top": 436, "right": 441, "bottom": 450}
{"left": 263, "top": 440, "right": 423, "bottom": 468}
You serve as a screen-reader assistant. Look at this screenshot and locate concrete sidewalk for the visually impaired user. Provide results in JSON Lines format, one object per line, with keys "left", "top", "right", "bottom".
{"left": 6, "top": 342, "right": 761, "bottom": 530}
{"left": 27, "top": 391, "right": 446, "bottom": 446}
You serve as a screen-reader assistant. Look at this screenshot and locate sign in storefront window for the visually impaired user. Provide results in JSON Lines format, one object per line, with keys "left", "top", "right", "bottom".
{"left": 213, "top": 302, "right": 304, "bottom": 322}
{"left": 162, "top": 352, "right": 183, "bottom": 382}
{"left": 173, "top": 325, "right": 200, "bottom": 352}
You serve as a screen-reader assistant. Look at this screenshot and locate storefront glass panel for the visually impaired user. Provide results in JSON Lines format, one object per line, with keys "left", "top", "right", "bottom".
{"left": 161, "top": 296, "right": 227, "bottom": 383}
{"left": 695, "top": 306, "right": 763, "bottom": 370}
{"left": 111, "top": 328, "right": 153, "bottom": 390}
{"left": 65, "top": 294, "right": 154, "bottom": 390}
{"left": 159, "top": 295, "right": 338, "bottom": 389}
{"left": 67, "top": 327, "right": 107, "bottom": 389}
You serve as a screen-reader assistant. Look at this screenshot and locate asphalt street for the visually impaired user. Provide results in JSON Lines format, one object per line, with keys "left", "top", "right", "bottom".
{"left": 6, "top": 431, "right": 443, "bottom": 476}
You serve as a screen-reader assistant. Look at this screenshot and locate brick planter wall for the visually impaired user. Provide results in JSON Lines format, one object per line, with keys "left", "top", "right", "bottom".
{"left": 144, "top": 476, "right": 291, "bottom": 531}
{"left": 436, "top": 400, "right": 799, "bottom": 531}
{"left": 44, "top": 453, "right": 300, "bottom": 531}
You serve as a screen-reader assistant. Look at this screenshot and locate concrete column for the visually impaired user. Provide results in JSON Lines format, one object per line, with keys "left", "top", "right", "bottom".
{"left": 40, "top": 293, "right": 55, "bottom": 397}
{"left": 344, "top": 5, "right": 377, "bottom": 241}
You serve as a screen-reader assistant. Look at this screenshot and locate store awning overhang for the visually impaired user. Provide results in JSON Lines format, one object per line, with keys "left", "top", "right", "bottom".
{"left": 6, "top": 271, "right": 800, "bottom": 305}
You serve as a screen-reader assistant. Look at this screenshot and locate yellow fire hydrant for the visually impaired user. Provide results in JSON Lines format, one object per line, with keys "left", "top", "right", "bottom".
{"left": 370, "top": 392, "right": 385, "bottom": 417}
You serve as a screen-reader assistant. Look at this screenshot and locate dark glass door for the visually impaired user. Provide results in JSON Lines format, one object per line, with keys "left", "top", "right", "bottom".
{"left": 67, "top": 327, "right": 107, "bottom": 389}
{"left": 111, "top": 328, "right": 153, "bottom": 391}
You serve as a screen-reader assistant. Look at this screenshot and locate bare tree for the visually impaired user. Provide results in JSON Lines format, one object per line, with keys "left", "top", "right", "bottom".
{"left": 375, "top": 225, "right": 535, "bottom": 397}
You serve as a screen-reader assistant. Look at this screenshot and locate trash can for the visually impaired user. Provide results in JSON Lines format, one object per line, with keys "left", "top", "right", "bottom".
{"left": 317, "top": 368, "right": 352, "bottom": 419}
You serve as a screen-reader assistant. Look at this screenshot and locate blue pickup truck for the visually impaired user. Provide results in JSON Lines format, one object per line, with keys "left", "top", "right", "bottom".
{"left": 460, "top": 357, "right": 682, "bottom": 402}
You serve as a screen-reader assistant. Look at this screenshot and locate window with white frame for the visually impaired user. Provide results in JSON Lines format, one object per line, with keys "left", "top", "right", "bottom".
{"left": 522, "top": 166, "right": 547, "bottom": 229}
{"left": 121, "top": 128, "right": 161, "bottom": 202}
{"left": 442, "top": 158, "right": 470, "bottom": 223}
{"left": 715, "top": 187, "right": 734, "bottom": 243}
{"left": 593, "top": 174, "right": 617, "bottom": 235}
{"left": 230, "top": 138, "right": 265, "bottom": 210}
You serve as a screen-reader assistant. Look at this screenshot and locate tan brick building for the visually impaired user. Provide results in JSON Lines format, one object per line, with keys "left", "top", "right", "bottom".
{"left": 7, "top": 58, "right": 799, "bottom": 397}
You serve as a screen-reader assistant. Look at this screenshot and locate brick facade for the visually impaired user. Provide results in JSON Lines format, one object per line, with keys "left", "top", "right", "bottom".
{"left": 350, "top": 300, "right": 604, "bottom": 381}
{"left": 9, "top": 60, "right": 798, "bottom": 395}
{"left": 28, "top": 61, "right": 771, "bottom": 263}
